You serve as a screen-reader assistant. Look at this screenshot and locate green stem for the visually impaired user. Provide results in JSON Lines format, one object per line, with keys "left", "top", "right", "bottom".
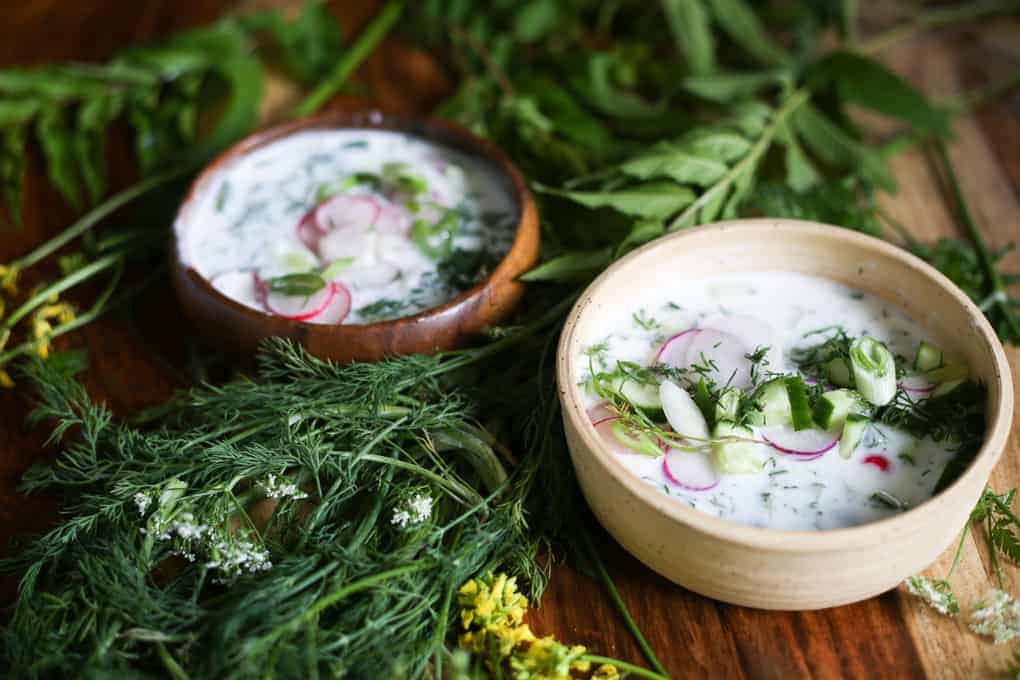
{"left": 293, "top": 0, "right": 405, "bottom": 117}
{"left": 933, "top": 140, "right": 1020, "bottom": 339}
{"left": 583, "top": 530, "right": 669, "bottom": 678}
{"left": 858, "top": 0, "right": 1020, "bottom": 55}
{"left": 581, "top": 655, "right": 671, "bottom": 680}
{"left": 154, "top": 641, "right": 190, "bottom": 680}
{"left": 988, "top": 512, "right": 1006, "bottom": 589}
{"left": 945, "top": 521, "right": 970, "bottom": 581}
{"left": 9, "top": 167, "right": 189, "bottom": 270}
{"left": 667, "top": 88, "right": 809, "bottom": 231}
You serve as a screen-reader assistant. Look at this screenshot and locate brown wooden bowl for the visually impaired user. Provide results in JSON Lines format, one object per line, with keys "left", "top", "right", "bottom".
{"left": 171, "top": 110, "right": 539, "bottom": 363}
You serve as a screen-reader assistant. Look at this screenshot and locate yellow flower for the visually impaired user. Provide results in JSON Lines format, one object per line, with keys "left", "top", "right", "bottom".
{"left": 0, "top": 264, "right": 19, "bottom": 296}
{"left": 0, "top": 369, "right": 13, "bottom": 388}
{"left": 592, "top": 664, "right": 619, "bottom": 680}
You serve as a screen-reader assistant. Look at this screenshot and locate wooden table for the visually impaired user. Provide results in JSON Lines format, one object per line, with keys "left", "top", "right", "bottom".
{"left": 1, "top": 2, "right": 1018, "bottom": 678}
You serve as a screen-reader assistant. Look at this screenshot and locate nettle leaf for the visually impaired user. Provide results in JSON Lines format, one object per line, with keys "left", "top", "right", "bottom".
{"left": 573, "top": 53, "right": 666, "bottom": 119}
{"left": 727, "top": 99, "right": 772, "bottom": 136}
{"left": 35, "top": 106, "right": 82, "bottom": 209}
{"left": 661, "top": 0, "right": 715, "bottom": 75}
{"left": 0, "top": 125, "right": 26, "bottom": 224}
{"left": 515, "top": 76, "right": 615, "bottom": 161}
{"left": 541, "top": 181, "right": 696, "bottom": 219}
{"left": 792, "top": 102, "right": 894, "bottom": 191}
{"left": 682, "top": 70, "right": 783, "bottom": 102}
{"left": 699, "top": 183, "right": 729, "bottom": 223}
{"left": 807, "top": 51, "right": 949, "bottom": 137}
{"left": 519, "top": 248, "right": 611, "bottom": 282}
{"left": 620, "top": 144, "right": 728, "bottom": 186}
{"left": 678, "top": 129, "right": 751, "bottom": 162}
{"left": 616, "top": 219, "right": 665, "bottom": 256}
{"left": 705, "top": 0, "right": 792, "bottom": 66}
{"left": 776, "top": 122, "right": 819, "bottom": 192}
{"left": 514, "top": 0, "right": 559, "bottom": 42}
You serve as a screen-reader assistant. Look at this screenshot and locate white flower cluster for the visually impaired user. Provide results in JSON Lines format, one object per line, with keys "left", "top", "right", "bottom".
{"left": 969, "top": 589, "right": 1020, "bottom": 644}
{"left": 904, "top": 576, "right": 959, "bottom": 616}
{"left": 205, "top": 536, "right": 273, "bottom": 578}
{"left": 259, "top": 473, "right": 309, "bottom": 500}
{"left": 134, "top": 492, "right": 151, "bottom": 517}
{"left": 392, "top": 493, "right": 434, "bottom": 528}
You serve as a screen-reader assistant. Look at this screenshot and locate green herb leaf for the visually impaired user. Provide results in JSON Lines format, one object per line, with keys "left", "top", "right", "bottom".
{"left": 792, "top": 102, "right": 895, "bottom": 190}
{"left": 538, "top": 181, "right": 696, "bottom": 219}
{"left": 661, "top": 0, "right": 715, "bottom": 75}
{"left": 705, "top": 0, "right": 792, "bottom": 66}
{"left": 620, "top": 145, "right": 728, "bottom": 187}
{"left": 264, "top": 272, "right": 327, "bottom": 297}
{"left": 681, "top": 70, "right": 783, "bottom": 102}
{"left": 519, "top": 248, "right": 612, "bottom": 282}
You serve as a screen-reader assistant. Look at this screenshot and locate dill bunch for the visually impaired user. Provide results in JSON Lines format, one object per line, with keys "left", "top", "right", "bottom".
{"left": 1, "top": 339, "right": 548, "bottom": 679}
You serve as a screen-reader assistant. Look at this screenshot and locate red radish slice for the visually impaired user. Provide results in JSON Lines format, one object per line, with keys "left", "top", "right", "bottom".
{"left": 898, "top": 375, "right": 935, "bottom": 394}
{"left": 701, "top": 315, "right": 782, "bottom": 366}
{"left": 374, "top": 203, "right": 411, "bottom": 233}
{"left": 265, "top": 281, "right": 338, "bottom": 321}
{"left": 319, "top": 226, "right": 377, "bottom": 262}
{"left": 295, "top": 207, "right": 326, "bottom": 253}
{"left": 662, "top": 450, "right": 719, "bottom": 491}
{"left": 587, "top": 402, "right": 616, "bottom": 426}
{"left": 316, "top": 194, "right": 381, "bottom": 232}
{"left": 653, "top": 329, "right": 702, "bottom": 367}
{"left": 761, "top": 426, "right": 839, "bottom": 457}
{"left": 253, "top": 272, "right": 269, "bottom": 308}
{"left": 683, "top": 329, "right": 753, "bottom": 389}
{"left": 307, "top": 281, "right": 351, "bottom": 324}
{"left": 862, "top": 454, "right": 890, "bottom": 471}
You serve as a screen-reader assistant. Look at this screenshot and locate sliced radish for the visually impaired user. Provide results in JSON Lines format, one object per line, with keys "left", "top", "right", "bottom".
{"left": 316, "top": 194, "right": 381, "bottom": 232}
{"left": 252, "top": 272, "right": 269, "bottom": 308}
{"left": 701, "top": 315, "right": 783, "bottom": 367}
{"left": 587, "top": 402, "right": 617, "bottom": 426}
{"left": 306, "top": 281, "right": 351, "bottom": 324}
{"left": 662, "top": 450, "right": 719, "bottom": 491}
{"left": 659, "top": 380, "right": 709, "bottom": 440}
{"left": 862, "top": 454, "right": 890, "bottom": 471}
{"left": 374, "top": 203, "right": 411, "bottom": 233}
{"left": 683, "top": 329, "right": 754, "bottom": 389}
{"left": 341, "top": 262, "right": 400, "bottom": 288}
{"left": 898, "top": 375, "right": 935, "bottom": 394}
{"left": 653, "top": 329, "right": 702, "bottom": 367}
{"left": 319, "top": 226, "right": 378, "bottom": 262}
{"left": 295, "top": 207, "right": 326, "bottom": 253}
{"left": 761, "top": 426, "right": 839, "bottom": 457}
{"left": 265, "top": 281, "right": 338, "bottom": 321}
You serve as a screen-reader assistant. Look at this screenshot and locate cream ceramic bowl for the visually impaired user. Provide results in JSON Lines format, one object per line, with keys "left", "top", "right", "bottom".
{"left": 557, "top": 219, "right": 1014, "bottom": 610}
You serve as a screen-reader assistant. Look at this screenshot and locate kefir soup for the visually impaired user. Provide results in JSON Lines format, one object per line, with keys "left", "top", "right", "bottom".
{"left": 575, "top": 271, "right": 984, "bottom": 531}
{"left": 176, "top": 128, "right": 518, "bottom": 324}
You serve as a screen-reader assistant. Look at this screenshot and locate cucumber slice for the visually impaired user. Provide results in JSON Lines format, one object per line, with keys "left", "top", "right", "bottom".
{"left": 614, "top": 377, "right": 664, "bottom": 420}
{"left": 609, "top": 420, "right": 662, "bottom": 457}
{"left": 746, "top": 378, "right": 792, "bottom": 427}
{"left": 659, "top": 380, "right": 709, "bottom": 440}
{"left": 712, "top": 421, "right": 763, "bottom": 474}
{"left": 850, "top": 337, "right": 897, "bottom": 406}
{"left": 824, "top": 357, "right": 854, "bottom": 387}
{"left": 913, "top": 341, "right": 943, "bottom": 372}
{"left": 839, "top": 414, "right": 869, "bottom": 459}
{"left": 785, "top": 376, "right": 813, "bottom": 431}
{"left": 715, "top": 388, "right": 741, "bottom": 423}
{"left": 931, "top": 378, "right": 964, "bottom": 398}
{"left": 813, "top": 388, "right": 866, "bottom": 430}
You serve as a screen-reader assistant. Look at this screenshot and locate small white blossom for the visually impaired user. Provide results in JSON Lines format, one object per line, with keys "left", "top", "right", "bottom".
{"left": 205, "top": 537, "right": 272, "bottom": 578}
{"left": 391, "top": 493, "right": 434, "bottom": 528}
{"left": 904, "top": 576, "right": 959, "bottom": 616}
{"left": 969, "top": 589, "right": 1020, "bottom": 644}
{"left": 259, "top": 473, "right": 308, "bottom": 501}
{"left": 133, "top": 492, "right": 151, "bottom": 517}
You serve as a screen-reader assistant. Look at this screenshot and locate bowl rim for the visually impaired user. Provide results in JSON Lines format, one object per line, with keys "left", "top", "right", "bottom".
{"left": 557, "top": 218, "right": 1014, "bottom": 553}
{"left": 172, "top": 109, "right": 538, "bottom": 332}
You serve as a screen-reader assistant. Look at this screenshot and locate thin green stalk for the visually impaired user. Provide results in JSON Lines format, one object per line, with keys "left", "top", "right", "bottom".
{"left": 988, "top": 512, "right": 1006, "bottom": 589}
{"left": 293, "top": 0, "right": 405, "bottom": 117}
{"left": 9, "top": 167, "right": 189, "bottom": 270}
{"left": 667, "top": 88, "right": 809, "bottom": 231}
{"left": 583, "top": 530, "right": 668, "bottom": 678}
{"left": 858, "top": 0, "right": 1020, "bottom": 55}
{"left": 945, "top": 522, "right": 970, "bottom": 582}
{"left": 357, "top": 453, "right": 483, "bottom": 507}
{"left": 581, "top": 655, "right": 671, "bottom": 680}
{"left": 933, "top": 140, "right": 1020, "bottom": 339}
{"left": 155, "top": 641, "right": 191, "bottom": 680}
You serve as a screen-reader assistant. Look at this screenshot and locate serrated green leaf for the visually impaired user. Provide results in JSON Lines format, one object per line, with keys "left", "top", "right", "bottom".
{"left": 705, "top": 0, "right": 791, "bottom": 66}
{"left": 540, "top": 181, "right": 696, "bottom": 219}
{"left": 616, "top": 219, "right": 665, "bottom": 256}
{"left": 699, "top": 183, "right": 729, "bottom": 223}
{"left": 678, "top": 129, "right": 751, "bottom": 162}
{"left": 573, "top": 53, "right": 666, "bottom": 119}
{"left": 515, "top": 76, "right": 615, "bottom": 160}
{"left": 514, "top": 0, "right": 559, "bottom": 42}
{"left": 777, "top": 122, "right": 819, "bottom": 192}
{"left": 807, "top": 51, "right": 949, "bottom": 137}
{"left": 792, "top": 102, "right": 894, "bottom": 191}
{"left": 620, "top": 145, "right": 728, "bottom": 187}
{"left": 35, "top": 106, "right": 82, "bottom": 209}
{"left": 727, "top": 99, "right": 772, "bottom": 137}
{"left": 0, "top": 99, "right": 40, "bottom": 126}
{"left": 519, "top": 248, "right": 612, "bottom": 282}
{"left": 682, "top": 70, "right": 783, "bottom": 102}
{"left": 661, "top": 0, "right": 715, "bottom": 75}
{"left": 0, "top": 126, "right": 26, "bottom": 225}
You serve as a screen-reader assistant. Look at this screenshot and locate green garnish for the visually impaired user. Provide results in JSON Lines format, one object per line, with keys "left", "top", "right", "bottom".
{"left": 263, "top": 272, "right": 327, "bottom": 297}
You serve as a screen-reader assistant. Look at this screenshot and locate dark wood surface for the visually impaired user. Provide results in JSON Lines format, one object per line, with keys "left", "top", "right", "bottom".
{"left": 1, "top": 2, "right": 1018, "bottom": 678}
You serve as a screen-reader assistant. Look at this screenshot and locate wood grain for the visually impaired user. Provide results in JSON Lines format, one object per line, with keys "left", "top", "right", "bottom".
{"left": 0, "top": 2, "right": 1018, "bottom": 678}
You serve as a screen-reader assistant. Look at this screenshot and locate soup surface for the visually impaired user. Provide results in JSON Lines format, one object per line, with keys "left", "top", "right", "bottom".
{"left": 176, "top": 128, "right": 517, "bottom": 324}
{"left": 574, "top": 271, "right": 976, "bottom": 531}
